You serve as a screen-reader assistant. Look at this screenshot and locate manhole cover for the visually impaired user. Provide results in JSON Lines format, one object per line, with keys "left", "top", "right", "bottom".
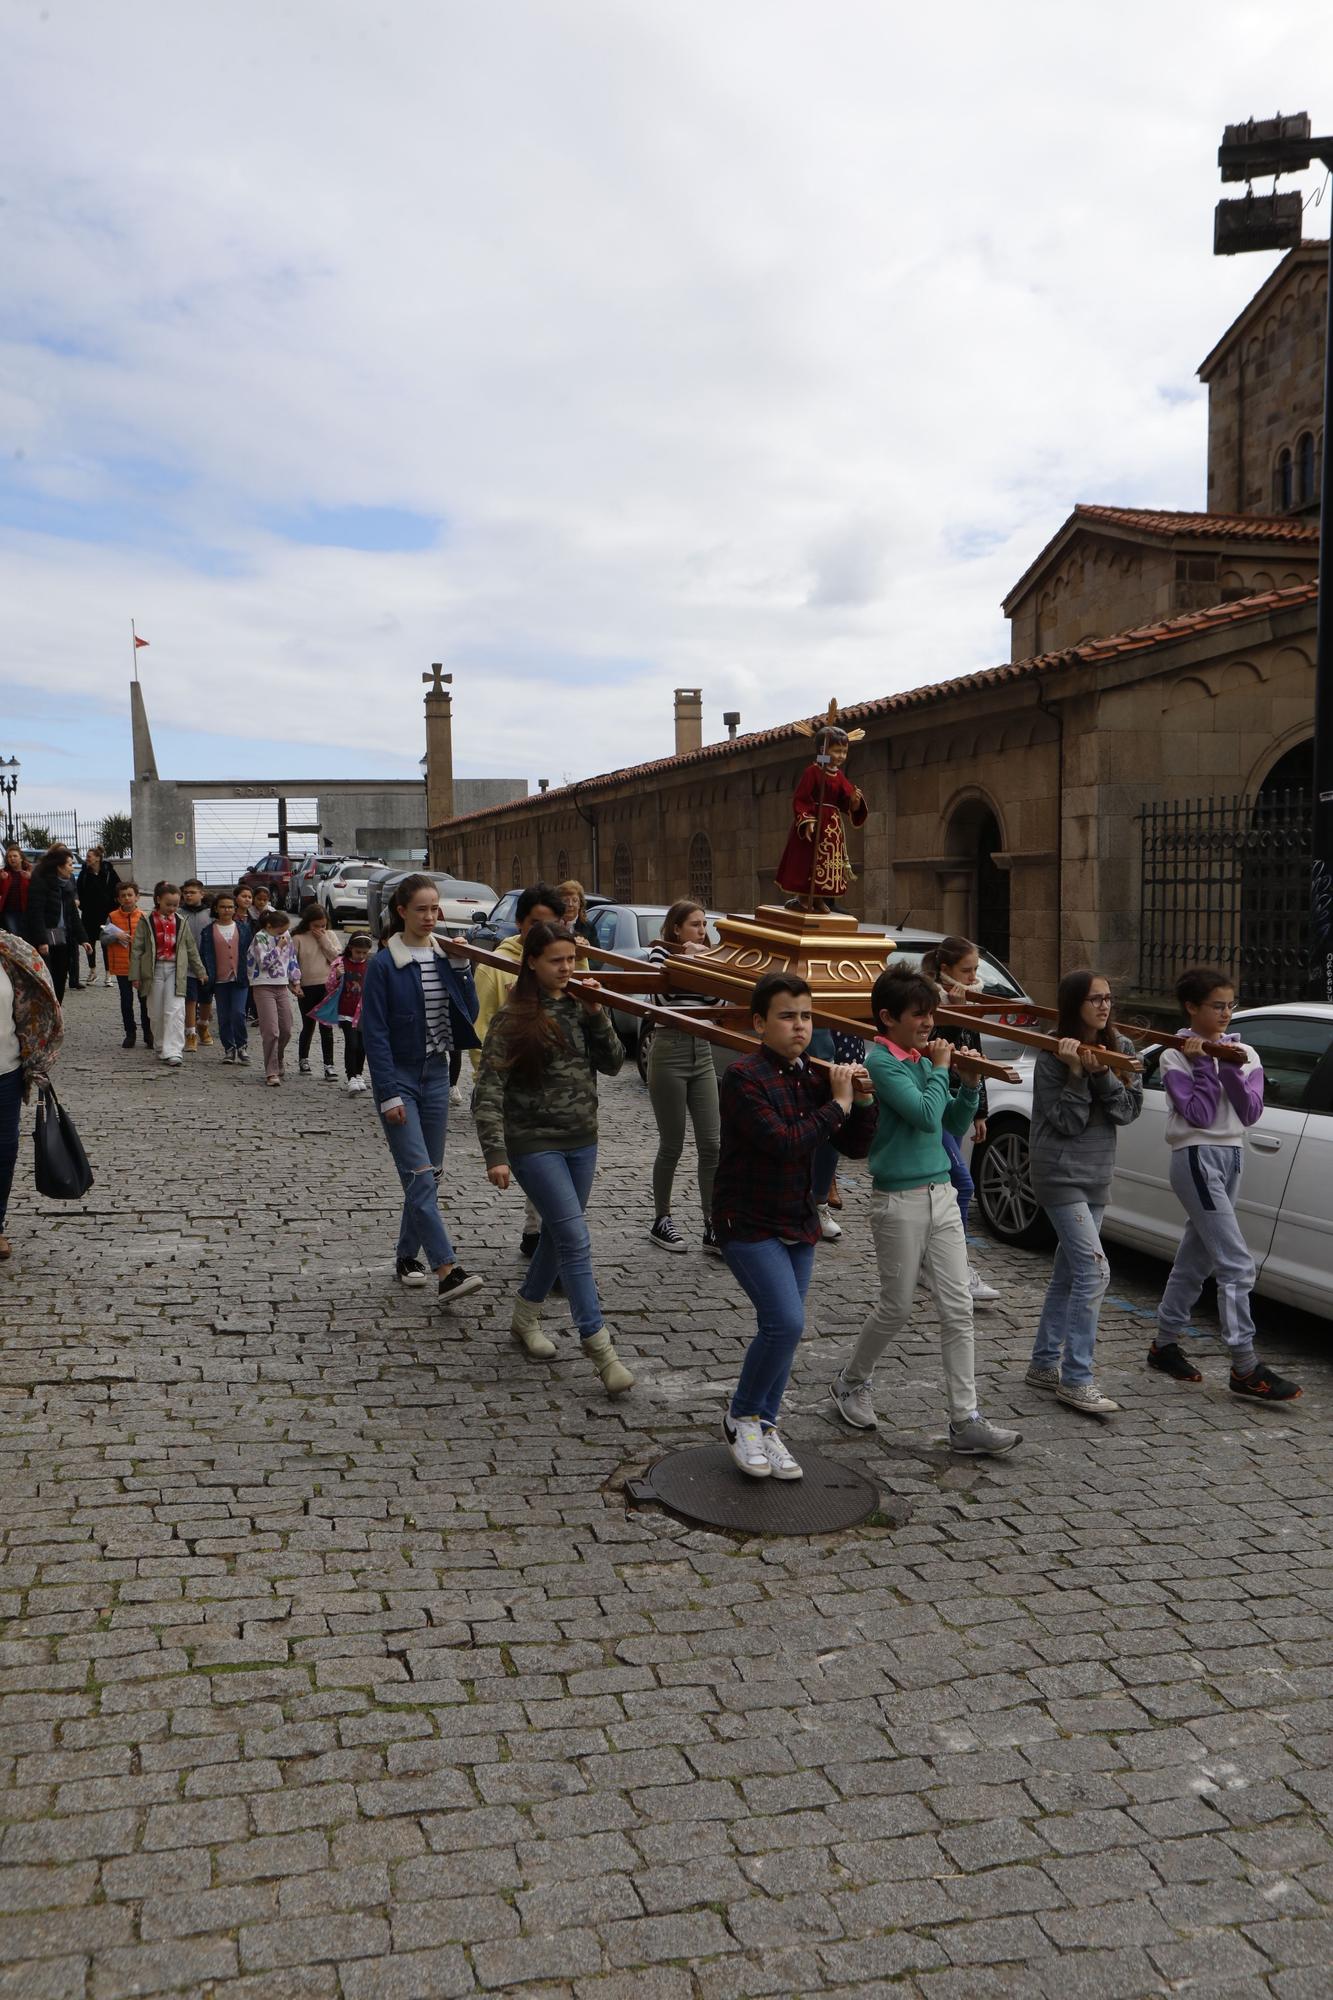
{"left": 628, "top": 1443, "right": 880, "bottom": 1536}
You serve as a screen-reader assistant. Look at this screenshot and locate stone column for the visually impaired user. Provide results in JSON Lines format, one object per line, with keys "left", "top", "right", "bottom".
{"left": 423, "top": 664, "right": 455, "bottom": 842}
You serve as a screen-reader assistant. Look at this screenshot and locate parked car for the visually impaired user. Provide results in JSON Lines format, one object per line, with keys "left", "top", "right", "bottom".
{"left": 289, "top": 853, "right": 350, "bottom": 911}
{"left": 239, "top": 852, "right": 297, "bottom": 904}
{"left": 468, "top": 889, "right": 611, "bottom": 951}
{"left": 320, "top": 859, "right": 385, "bottom": 924}
{"left": 971, "top": 1000, "right": 1333, "bottom": 1321}
{"left": 369, "top": 870, "right": 499, "bottom": 941}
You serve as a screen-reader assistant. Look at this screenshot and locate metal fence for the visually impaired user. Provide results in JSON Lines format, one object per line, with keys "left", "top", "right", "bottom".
{"left": 1138, "top": 788, "right": 1313, "bottom": 1005}
{"left": 6, "top": 809, "right": 97, "bottom": 853}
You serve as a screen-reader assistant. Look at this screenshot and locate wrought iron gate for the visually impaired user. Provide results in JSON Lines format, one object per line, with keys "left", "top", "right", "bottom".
{"left": 1138, "top": 788, "right": 1312, "bottom": 1004}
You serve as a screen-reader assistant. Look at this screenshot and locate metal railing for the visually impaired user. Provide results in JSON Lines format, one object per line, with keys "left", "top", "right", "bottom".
{"left": 1138, "top": 788, "right": 1313, "bottom": 1004}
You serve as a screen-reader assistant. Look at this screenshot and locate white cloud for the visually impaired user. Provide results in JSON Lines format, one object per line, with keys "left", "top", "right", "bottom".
{"left": 1, "top": 0, "right": 1329, "bottom": 809}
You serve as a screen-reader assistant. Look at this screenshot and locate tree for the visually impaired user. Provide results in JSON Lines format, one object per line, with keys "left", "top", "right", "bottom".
{"left": 19, "top": 822, "right": 53, "bottom": 850}
{"left": 99, "top": 812, "right": 133, "bottom": 859}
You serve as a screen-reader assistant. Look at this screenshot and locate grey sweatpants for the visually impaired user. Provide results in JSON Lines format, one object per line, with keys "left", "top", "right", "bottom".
{"left": 647, "top": 1026, "right": 720, "bottom": 1219}
{"left": 1157, "top": 1144, "right": 1256, "bottom": 1360}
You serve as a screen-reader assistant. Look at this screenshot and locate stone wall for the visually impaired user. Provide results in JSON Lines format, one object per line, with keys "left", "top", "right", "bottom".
{"left": 434, "top": 594, "right": 1316, "bottom": 1007}
{"left": 1205, "top": 251, "right": 1326, "bottom": 516}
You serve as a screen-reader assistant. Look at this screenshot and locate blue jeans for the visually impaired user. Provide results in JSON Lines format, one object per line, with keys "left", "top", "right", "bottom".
{"left": 1031, "top": 1201, "right": 1109, "bottom": 1386}
{"left": 0, "top": 1066, "right": 21, "bottom": 1232}
{"left": 212, "top": 983, "right": 249, "bottom": 1052}
{"left": 723, "top": 1236, "right": 816, "bottom": 1427}
{"left": 378, "top": 1055, "right": 456, "bottom": 1271}
{"left": 942, "top": 1129, "right": 973, "bottom": 1233}
{"left": 512, "top": 1144, "right": 602, "bottom": 1339}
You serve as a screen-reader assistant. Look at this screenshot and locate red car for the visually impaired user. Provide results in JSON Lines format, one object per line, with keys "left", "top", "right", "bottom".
{"left": 238, "top": 852, "right": 297, "bottom": 902}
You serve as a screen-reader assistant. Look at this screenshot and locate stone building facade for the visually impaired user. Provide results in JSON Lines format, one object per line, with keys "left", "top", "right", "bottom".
{"left": 433, "top": 243, "right": 1325, "bottom": 1006}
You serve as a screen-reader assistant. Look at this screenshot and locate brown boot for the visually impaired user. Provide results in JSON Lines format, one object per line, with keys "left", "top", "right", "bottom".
{"left": 184, "top": 1030, "right": 198, "bottom": 1052}
{"left": 198, "top": 1024, "right": 214, "bottom": 1046}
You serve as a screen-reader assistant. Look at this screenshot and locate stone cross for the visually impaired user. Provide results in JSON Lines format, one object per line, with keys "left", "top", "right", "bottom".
{"left": 423, "top": 664, "right": 453, "bottom": 698}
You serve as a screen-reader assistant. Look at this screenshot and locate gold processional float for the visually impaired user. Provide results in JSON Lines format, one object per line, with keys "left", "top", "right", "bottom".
{"left": 450, "top": 699, "right": 1245, "bottom": 1078}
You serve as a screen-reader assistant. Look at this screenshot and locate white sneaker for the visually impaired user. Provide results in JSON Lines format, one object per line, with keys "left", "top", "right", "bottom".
{"left": 817, "top": 1204, "right": 842, "bottom": 1242}
{"left": 449, "top": 1085, "right": 463, "bottom": 1106}
{"left": 759, "top": 1429, "right": 803, "bottom": 1480}
{"left": 348, "top": 1075, "right": 368, "bottom": 1094}
{"left": 323, "top": 1064, "right": 337, "bottom": 1081}
{"left": 968, "top": 1266, "right": 1000, "bottom": 1306}
{"left": 722, "top": 1414, "right": 770, "bottom": 1478}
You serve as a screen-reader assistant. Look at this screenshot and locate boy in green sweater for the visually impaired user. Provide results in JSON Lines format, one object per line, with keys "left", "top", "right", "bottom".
{"left": 830, "top": 969, "right": 1022, "bottom": 1457}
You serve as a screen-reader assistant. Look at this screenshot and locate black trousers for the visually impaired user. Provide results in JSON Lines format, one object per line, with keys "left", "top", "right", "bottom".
{"left": 117, "top": 975, "right": 150, "bottom": 1039}
{"left": 342, "top": 1026, "right": 365, "bottom": 1078}
{"left": 298, "top": 986, "right": 335, "bottom": 1065}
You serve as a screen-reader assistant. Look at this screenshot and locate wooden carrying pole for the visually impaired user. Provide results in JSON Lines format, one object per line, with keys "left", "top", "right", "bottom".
{"left": 942, "top": 999, "right": 1245, "bottom": 1067}
{"left": 446, "top": 937, "right": 1022, "bottom": 1084}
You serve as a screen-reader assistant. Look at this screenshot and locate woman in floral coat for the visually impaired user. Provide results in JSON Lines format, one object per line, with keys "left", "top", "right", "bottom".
{"left": 0, "top": 930, "right": 62, "bottom": 1261}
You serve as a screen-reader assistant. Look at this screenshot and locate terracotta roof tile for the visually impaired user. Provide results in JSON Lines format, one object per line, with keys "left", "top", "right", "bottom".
{"left": 1073, "top": 503, "right": 1319, "bottom": 545}
{"left": 435, "top": 580, "right": 1318, "bottom": 831}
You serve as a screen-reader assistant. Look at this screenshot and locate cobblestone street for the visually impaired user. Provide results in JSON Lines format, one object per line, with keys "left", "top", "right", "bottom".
{"left": 2, "top": 985, "right": 1331, "bottom": 2000}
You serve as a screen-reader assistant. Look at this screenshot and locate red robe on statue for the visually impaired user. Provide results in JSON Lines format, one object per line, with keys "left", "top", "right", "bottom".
{"left": 774, "top": 763, "right": 868, "bottom": 899}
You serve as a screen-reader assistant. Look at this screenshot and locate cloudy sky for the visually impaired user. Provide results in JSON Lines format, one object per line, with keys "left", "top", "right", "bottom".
{"left": 3, "top": 0, "right": 1329, "bottom": 830}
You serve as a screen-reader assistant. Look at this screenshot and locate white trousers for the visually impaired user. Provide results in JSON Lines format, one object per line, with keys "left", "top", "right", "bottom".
{"left": 150, "top": 965, "right": 186, "bottom": 1062}
{"left": 845, "top": 1181, "right": 977, "bottom": 1423}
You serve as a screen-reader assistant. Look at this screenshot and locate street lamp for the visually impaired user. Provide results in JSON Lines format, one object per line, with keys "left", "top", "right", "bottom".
{"left": 0, "top": 756, "right": 19, "bottom": 843}
{"left": 1214, "top": 113, "right": 1333, "bottom": 998}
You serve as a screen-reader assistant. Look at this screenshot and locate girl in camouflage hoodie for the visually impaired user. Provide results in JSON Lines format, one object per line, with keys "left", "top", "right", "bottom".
{"left": 475, "top": 921, "right": 633, "bottom": 1395}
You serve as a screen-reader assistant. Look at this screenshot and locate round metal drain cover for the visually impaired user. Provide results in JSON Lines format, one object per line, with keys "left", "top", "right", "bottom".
{"left": 632, "top": 1443, "right": 880, "bottom": 1536}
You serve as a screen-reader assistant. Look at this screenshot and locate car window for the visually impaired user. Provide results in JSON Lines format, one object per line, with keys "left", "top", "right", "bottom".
{"left": 490, "top": 892, "right": 518, "bottom": 924}
{"left": 594, "top": 908, "right": 620, "bottom": 947}
{"left": 1236, "top": 1014, "right": 1333, "bottom": 1112}
{"left": 635, "top": 912, "right": 670, "bottom": 947}
{"left": 340, "top": 865, "right": 376, "bottom": 880}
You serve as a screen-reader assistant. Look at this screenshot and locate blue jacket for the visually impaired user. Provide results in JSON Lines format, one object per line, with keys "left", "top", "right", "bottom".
{"left": 200, "top": 918, "right": 254, "bottom": 988}
{"left": 361, "top": 935, "right": 480, "bottom": 1099}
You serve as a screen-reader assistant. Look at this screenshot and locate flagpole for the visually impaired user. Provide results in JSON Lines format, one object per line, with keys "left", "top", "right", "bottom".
{"left": 131, "top": 618, "right": 139, "bottom": 684}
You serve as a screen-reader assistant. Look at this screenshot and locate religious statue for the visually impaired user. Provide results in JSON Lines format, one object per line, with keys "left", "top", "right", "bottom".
{"left": 774, "top": 700, "right": 868, "bottom": 912}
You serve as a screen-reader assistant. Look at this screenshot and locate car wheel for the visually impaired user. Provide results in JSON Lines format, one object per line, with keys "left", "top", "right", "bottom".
{"left": 636, "top": 1020, "right": 655, "bottom": 1084}
{"left": 972, "top": 1118, "right": 1053, "bottom": 1250}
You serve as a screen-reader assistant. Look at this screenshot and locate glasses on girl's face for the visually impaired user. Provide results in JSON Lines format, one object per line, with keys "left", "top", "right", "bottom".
{"left": 1089, "top": 994, "right": 1113, "bottom": 1006}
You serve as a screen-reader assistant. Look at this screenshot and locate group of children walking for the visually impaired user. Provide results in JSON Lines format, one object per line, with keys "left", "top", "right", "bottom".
{"left": 81, "top": 862, "right": 1303, "bottom": 1470}
{"left": 103, "top": 877, "right": 374, "bottom": 1088}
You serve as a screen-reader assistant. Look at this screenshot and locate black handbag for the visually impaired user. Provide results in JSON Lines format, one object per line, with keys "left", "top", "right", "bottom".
{"left": 33, "top": 1082, "right": 94, "bottom": 1200}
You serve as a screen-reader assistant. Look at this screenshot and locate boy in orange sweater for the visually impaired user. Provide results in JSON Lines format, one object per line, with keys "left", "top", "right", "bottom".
{"left": 105, "top": 881, "right": 152, "bottom": 1049}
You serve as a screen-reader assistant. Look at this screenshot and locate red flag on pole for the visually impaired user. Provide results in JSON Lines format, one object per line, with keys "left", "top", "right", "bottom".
{"left": 133, "top": 635, "right": 149, "bottom": 649}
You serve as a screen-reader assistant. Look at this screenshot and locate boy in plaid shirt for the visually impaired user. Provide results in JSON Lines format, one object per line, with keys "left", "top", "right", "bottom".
{"left": 711, "top": 972, "right": 877, "bottom": 1481}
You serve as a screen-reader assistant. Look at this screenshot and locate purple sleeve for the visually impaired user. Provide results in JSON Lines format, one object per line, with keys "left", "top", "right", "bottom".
{"left": 1219, "top": 1058, "right": 1265, "bottom": 1127}
{"left": 1163, "top": 1057, "right": 1222, "bottom": 1128}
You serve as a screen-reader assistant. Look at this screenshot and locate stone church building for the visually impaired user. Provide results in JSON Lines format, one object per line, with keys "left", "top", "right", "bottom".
{"left": 433, "top": 243, "right": 1325, "bottom": 1006}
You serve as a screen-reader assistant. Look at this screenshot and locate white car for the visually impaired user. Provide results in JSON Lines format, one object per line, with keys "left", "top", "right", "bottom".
{"left": 320, "top": 861, "right": 382, "bottom": 923}
{"left": 973, "top": 1002, "right": 1333, "bottom": 1321}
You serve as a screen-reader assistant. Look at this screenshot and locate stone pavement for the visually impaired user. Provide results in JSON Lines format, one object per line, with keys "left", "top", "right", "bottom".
{"left": 2, "top": 984, "right": 1332, "bottom": 2000}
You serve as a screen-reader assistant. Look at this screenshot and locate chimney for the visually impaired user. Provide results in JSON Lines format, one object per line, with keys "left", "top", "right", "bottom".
{"left": 674, "top": 687, "right": 703, "bottom": 756}
{"left": 723, "top": 710, "right": 740, "bottom": 741}
{"left": 423, "top": 663, "right": 455, "bottom": 832}
{"left": 538, "top": 779, "right": 549, "bottom": 792}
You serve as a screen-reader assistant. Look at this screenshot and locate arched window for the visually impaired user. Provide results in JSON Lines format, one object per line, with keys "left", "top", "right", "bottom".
{"left": 1296, "top": 431, "right": 1316, "bottom": 504}
{"left": 1274, "top": 447, "right": 1293, "bottom": 511}
{"left": 612, "top": 842, "right": 633, "bottom": 900}
{"left": 555, "top": 849, "right": 569, "bottom": 884}
{"left": 688, "top": 830, "right": 713, "bottom": 907}
{"left": 511, "top": 855, "right": 521, "bottom": 888}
